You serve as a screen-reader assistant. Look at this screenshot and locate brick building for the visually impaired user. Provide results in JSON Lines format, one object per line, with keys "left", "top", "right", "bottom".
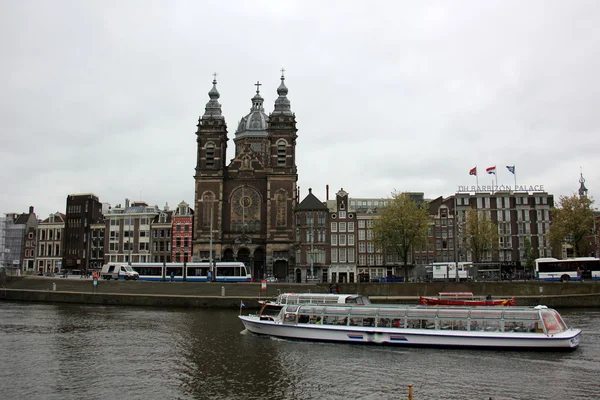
{"left": 193, "top": 73, "right": 297, "bottom": 280}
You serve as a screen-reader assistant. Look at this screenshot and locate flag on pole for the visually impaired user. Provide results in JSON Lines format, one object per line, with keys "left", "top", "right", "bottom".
{"left": 241, "top": 301, "right": 246, "bottom": 308}
{"left": 486, "top": 166, "right": 496, "bottom": 175}
{"left": 506, "top": 165, "right": 515, "bottom": 174}
{"left": 469, "top": 167, "right": 477, "bottom": 176}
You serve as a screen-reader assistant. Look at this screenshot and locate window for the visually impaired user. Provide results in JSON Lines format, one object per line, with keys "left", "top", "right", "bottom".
{"left": 331, "top": 248, "right": 338, "bottom": 263}
{"left": 339, "top": 235, "right": 346, "bottom": 246}
{"left": 318, "top": 214, "right": 325, "bottom": 226}
{"left": 331, "top": 222, "right": 337, "bottom": 232}
{"left": 277, "top": 140, "right": 286, "bottom": 166}
{"left": 358, "top": 220, "right": 365, "bottom": 229}
{"left": 339, "top": 211, "right": 346, "bottom": 219}
{"left": 339, "top": 222, "right": 346, "bottom": 232}
{"left": 348, "top": 222, "right": 354, "bottom": 232}
{"left": 276, "top": 191, "right": 287, "bottom": 227}
{"left": 359, "top": 242, "right": 366, "bottom": 253}
{"left": 348, "top": 234, "right": 355, "bottom": 246}
{"left": 206, "top": 143, "right": 215, "bottom": 167}
{"left": 348, "top": 251, "right": 355, "bottom": 263}
{"left": 358, "top": 230, "right": 365, "bottom": 240}
{"left": 339, "top": 248, "right": 347, "bottom": 263}
{"left": 331, "top": 234, "right": 338, "bottom": 246}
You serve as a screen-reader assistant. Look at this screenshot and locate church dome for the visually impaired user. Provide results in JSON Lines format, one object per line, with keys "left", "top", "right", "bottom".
{"left": 235, "top": 83, "right": 269, "bottom": 138}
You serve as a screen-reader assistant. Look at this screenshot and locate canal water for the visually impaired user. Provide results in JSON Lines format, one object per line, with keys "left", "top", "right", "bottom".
{"left": 0, "top": 302, "right": 599, "bottom": 400}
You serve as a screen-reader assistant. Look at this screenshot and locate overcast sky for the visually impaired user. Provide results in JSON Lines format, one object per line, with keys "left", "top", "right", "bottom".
{"left": 1, "top": 0, "right": 599, "bottom": 219}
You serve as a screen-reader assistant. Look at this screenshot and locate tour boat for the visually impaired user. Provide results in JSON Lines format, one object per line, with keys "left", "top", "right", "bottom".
{"left": 239, "top": 304, "right": 581, "bottom": 350}
{"left": 258, "top": 293, "right": 371, "bottom": 314}
{"left": 419, "top": 292, "right": 516, "bottom": 307}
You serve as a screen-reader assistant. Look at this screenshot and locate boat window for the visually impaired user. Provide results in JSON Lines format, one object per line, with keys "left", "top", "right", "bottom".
{"left": 407, "top": 309, "right": 438, "bottom": 318}
{"left": 502, "top": 310, "right": 539, "bottom": 320}
{"left": 324, "top": 307, "right": 349, "bottom": 315}
{"left": 470, "top": 319, "right": 501, "bottom": 332}
{"left": 377, "top": 318, "right": 390, "bottom": 327}
{"left": 350, "top": 307, "right": 378, "bottom": 316}
{"left": 469, "top": 310, "right": 502, "bottom": 320}
{"left": 284, "top": 313, "right": 297, "bottom": 323}
{"left": 285, "top": 305, "right": 299, "bottom": 313}
{"left": 324, "top": 316, "right": 347, "bottom": 325}
{"left": 541, "top": 310, "right": 567, "bottom": 334}
{"left": 378, "top": 308, "right": 407, "bottom": 318}
{"left": 438, "top": 319, "right": 467, "bottom": 331}
{"left": 437, "top": 309, "right": 469, "bottom": 319}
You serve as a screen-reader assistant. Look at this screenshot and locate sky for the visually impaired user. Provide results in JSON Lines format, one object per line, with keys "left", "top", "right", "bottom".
{"left": 1, "top": 0, "right": 599, "bottom": 219}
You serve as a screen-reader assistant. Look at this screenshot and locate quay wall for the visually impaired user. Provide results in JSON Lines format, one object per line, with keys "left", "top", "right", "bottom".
{"left": 1, "top": 277, "right": 599, "bottom": 308}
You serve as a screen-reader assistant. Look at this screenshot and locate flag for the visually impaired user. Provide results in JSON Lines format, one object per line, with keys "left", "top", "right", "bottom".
{"left": 506, "top": 165, "right": 515, "bottom": 174}
{"left": 469, "top": 167, "right": 477, "bottom": 176}
{"left": 486, "top": 166, "right": 496, "bottom": 175}
{"left": 241, "top": 301, "right": 246, "bottom": 308}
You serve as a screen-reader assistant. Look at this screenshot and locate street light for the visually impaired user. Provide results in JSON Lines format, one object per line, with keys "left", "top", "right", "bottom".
{"left": 593, "top": 208, "right": 599, "bottom": 258}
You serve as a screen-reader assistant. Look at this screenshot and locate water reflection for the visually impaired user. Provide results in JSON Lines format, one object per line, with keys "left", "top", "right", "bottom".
{"left": 0, "top": 303, "right": 599, "bottom": 400}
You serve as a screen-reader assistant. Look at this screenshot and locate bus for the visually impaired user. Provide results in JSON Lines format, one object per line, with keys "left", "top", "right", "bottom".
{"left": 130, "top": 262, "right": 252, "bottom": 282}
{"left": 535, "top": 257, "right": 600, "bottom": 282}
{"left": 425, "top": 262, "right": 473, "bottom": 282}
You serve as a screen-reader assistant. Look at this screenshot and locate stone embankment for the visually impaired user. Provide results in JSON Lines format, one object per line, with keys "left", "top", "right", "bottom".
{"left": 1, "top": 276, "right": 599, "bottom": 308}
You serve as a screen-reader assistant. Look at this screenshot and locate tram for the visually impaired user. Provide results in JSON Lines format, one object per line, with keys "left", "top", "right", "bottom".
{"left": 130, "top": 262, "right": 251, "bottom": 282}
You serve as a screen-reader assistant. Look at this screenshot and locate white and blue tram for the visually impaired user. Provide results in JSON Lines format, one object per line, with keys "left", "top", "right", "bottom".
{"left": 130, "top": 262, "right": 252, "bottom": 282}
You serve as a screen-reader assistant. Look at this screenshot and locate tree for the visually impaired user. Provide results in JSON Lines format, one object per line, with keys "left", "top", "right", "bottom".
{"left": 372, "top": 192, "right": 430, "bottom": 281}
{"left": 547, "top": 194, "right": 594, "bottom": 257}
{"left": 462, "top": 208, "right": 499, "bottom": 263}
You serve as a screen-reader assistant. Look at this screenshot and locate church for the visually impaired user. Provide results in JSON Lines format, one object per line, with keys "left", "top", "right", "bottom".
{"left": 192, "top": 73, "right": 298, "bottom": 280}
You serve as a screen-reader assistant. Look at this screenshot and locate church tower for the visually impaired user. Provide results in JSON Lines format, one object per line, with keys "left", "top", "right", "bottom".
{"left": 193, "top": 73, "right": 298, "bottom": 281}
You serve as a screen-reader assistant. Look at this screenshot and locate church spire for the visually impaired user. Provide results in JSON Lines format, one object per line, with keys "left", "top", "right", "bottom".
{"left": 272, "top": 68, "right": 292, "bottom": 115}
{"left": 202, "top": 73, "right": 224, "bottom": 119}
{"left": 579, "top": 171, "right": 588, "bottom": 198}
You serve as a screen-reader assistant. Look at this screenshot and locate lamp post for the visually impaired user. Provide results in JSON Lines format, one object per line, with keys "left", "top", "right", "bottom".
{"left": 593, "top": 208, "right": 599, "bottom": 258}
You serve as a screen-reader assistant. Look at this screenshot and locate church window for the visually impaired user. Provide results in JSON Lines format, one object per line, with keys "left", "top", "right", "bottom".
{"left": 276, "top": 191, "right": 287, "bottom": 227}
{"left": 202, "top": 192, "right": 215, "bottom": 228}
{"left": 277, "top": 140, "right": 286, "bottom": 166}
{"left": 206, "top": 143, "right": 215, "bottom": 167}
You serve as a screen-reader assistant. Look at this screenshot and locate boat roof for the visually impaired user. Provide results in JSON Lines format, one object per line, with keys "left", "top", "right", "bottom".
{"left": 282, "top": 304, "right": 554, "bottom": 320}
{"left": 272, "top": 293, "right": 370, "bottom": 305}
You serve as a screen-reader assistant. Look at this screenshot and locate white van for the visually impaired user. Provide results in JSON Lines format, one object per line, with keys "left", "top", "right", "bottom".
{"left": 101, "top": 263, "right": 140, "bottom": 280}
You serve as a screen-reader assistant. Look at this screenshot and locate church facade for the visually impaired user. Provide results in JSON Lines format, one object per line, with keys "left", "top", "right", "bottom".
{"left": 192, "top": 73, "right": 298, "bottom": 280}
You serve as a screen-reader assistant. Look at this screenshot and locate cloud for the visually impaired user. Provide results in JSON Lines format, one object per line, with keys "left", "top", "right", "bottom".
{"left": 1, "top": 0, "right": 599, "bottom": 218}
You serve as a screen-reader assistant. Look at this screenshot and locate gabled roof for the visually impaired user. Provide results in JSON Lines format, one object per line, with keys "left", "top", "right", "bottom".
{"left": 296, "top": 189, "right": 328, "bottom": 211}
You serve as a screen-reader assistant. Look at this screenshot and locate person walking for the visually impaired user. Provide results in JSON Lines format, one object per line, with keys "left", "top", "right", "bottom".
{"left": 170, "top": 271, "right": 175, "bottom": 282}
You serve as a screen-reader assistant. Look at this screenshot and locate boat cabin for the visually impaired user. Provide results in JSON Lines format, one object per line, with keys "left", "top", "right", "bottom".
{"left": 279, "top": 304, "right": 568, "bottom": 335}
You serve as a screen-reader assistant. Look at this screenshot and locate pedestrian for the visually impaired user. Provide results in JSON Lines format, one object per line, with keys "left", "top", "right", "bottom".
{"left": 170, "top": 271, "right": 175, "bottom": 282}
{"left": 329, "top": 283, "right": 334, "bottom": 293}
{"left": 335, "top": 284, "right": 341, "bottom": 294}
{"left": 207, "top": 270, "right": 212, "bottom": 282}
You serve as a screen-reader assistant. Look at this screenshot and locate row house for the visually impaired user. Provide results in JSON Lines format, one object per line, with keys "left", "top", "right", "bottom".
{"left": 0, "top": 208, "right": 37, "bottom": 274}
{"left": 36, "top": 212, "right": 65, "bottom": 274}
{"left": 326, "top": 189, "right": 357, "bottom": 283}
{"left": 89, "top": 221, "right": 105, "bottom": 270}
{"left": 415, "top": 196, "right": 456, "bottom": 266}
{"left": 151, "top": 208, "right": 173, "bottom": 263}
{"left": 63, "top": 194, "right": 104, "bottom": 272}
{"left": 104, "top": 199, "right": 160, "bottom": 264}
{"left": 295, "top": 188, "right": 330, "bottom": 283}
{"left": 172, "top": 201, "right": 194, "bottom": 263}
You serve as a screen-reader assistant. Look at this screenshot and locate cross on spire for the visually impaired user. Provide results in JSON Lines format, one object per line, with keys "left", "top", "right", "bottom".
{"left": 280, "top": 67, "right": 286, "bottom": 77}
{"left": 212, "top": 72, "right": 218, "bottom": 81}
{"left": 254, "top": 81, "right": 262, "bottom": 93}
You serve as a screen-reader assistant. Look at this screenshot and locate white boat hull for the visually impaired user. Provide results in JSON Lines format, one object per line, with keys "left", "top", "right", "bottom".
{"left": 239, "top": 316, "right": 581, "bottom": 350}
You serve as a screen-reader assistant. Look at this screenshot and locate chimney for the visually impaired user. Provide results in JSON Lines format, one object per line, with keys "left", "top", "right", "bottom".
{"left": 29, "top": 206, "right": 34, "bottom": 214}
{"left": 326, "top": 185, "right": 329, "bottom": 201}
{"left": 125, "top": 198, "right": 130, "bottom": 208}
